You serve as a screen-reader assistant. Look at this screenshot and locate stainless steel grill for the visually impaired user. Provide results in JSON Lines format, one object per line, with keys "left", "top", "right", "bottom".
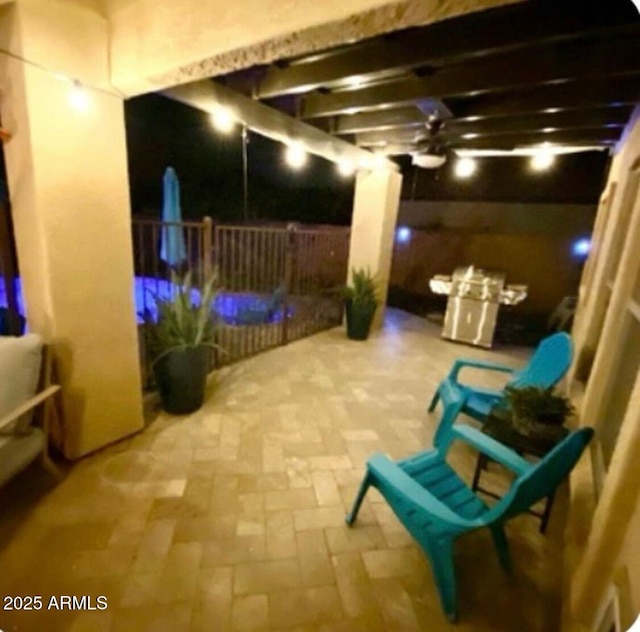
{"left": 429, "top": 266, "right": 527, "bottom": 348}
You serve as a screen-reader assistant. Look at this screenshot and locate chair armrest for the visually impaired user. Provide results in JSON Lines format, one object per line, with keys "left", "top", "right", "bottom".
{"left": 449, "top": 358, "right": 516, "bottom": 382}
{"left": 468, "top": 386, "right": 505, "bottom": 400}
{"left": 0, "top": 385, "right": 61, "bottom": 433}
{"left": 367, "top": 454, "right": 483, "bottom": 530}
{"left": 450, "top": 424, "right": 531, "bottom": 476}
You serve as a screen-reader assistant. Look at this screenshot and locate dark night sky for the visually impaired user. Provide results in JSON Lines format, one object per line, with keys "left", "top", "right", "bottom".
{"left": 398, "top": 151, "right": 610, "bottom": 204}
{"left": 124, "top": 94, "right": 357, "bottom": 225}
{"left": 124, "top": 93, "right": 610, "bottom": 224}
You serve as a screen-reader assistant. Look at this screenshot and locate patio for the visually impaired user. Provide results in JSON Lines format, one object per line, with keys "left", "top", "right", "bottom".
{"left": 0, "top": 309, "right": 564, "bottom": 632}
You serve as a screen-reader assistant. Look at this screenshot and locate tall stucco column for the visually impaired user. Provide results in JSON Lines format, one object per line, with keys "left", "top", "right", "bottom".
{"left": 0, "top": 1, "right": 144, "bottom": 458}
{"left": 567, "top": 107, "right": 640, "bottom": 628}
{"left": 569, "top": 384, "right": 640, "bottom": 627}
{"left": 347, "top": 168, "right": 403, "bottom": 328}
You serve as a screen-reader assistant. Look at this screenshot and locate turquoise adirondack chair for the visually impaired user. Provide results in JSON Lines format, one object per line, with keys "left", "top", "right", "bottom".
{"left": 428, "top": 332, "right": 573, "bottom": 423}
{"left": 346, "top": 387, "right": 593, "bottom": 621}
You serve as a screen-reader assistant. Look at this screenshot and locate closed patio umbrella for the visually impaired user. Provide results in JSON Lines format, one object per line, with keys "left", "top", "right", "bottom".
{"left": 160, "top": 167, "right": 187, "bottom": 269}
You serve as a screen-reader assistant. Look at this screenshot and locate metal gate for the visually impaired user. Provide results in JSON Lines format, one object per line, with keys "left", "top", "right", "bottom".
{"left": 213, "top": 223, "right": 350, "bottom": 366}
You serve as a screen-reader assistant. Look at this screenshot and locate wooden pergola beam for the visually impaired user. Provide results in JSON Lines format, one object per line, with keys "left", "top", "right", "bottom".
{"left": 351, "top": 106, "right": 631, "bottom": 145}
{"left": 256, "top": 2, "right": 638, "bottom": 99}
{"left": 450, "top": 75, "right": 640, "bottom": 120}
{"left": 163, "top": 80, "right": 399, "bottom": 171}
{"left": 300, "top": 32, "right": 640, "bottom": 119}
{"left": 377, "top": 127, "right": 621, "bottom": 155}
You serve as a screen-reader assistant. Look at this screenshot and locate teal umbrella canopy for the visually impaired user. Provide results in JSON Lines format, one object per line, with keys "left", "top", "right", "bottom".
{"left": 160, "top": 167, "right": 187, "bottom": 268}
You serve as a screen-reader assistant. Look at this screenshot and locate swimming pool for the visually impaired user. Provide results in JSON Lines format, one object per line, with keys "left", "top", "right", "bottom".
{"left": 0, "top": 276, "right": 290, "bottom": 327}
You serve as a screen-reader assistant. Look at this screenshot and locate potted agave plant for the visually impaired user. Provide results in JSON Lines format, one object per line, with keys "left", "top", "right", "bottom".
{"left": 141, "top": 272, "right": 222, "bottom": 415}
{"left": 504, "top": 385, "right": 575, "bottom": 440}
{"left": 344, "top": 267, "right": 380, "bottom": 341}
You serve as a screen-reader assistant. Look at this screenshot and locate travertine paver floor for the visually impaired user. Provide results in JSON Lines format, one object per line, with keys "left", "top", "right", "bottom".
{"left": 0, "top": 310, "right": 566, "bottom": 631}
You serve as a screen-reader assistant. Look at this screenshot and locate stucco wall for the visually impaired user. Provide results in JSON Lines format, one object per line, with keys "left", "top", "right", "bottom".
{"left": 391, "top": 199, "right": 595, "bottom": 316}
{"left": 8, "top": 0, "right": 112, "bottom": 90}
{"left": 398, "top": 200, "right": 596, "bottom": 235}
{"left": 106, "top": 0, "right": 521, "bottom": 94}
{"left": 390, "top": 230, "right": 581, "bottom": 316}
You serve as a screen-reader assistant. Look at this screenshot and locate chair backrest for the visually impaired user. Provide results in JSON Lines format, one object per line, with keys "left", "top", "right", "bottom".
{"left": 0, "top": 333, "right": 43, "bottom": 433}
{"left": 492, "top": 427, "right": 594, "bottom": 524}
{"left": 433, "top": 380, "right": 467, "bottom": 450}
{"left": 507, "top": 332, "right": 573, "bottom": 390}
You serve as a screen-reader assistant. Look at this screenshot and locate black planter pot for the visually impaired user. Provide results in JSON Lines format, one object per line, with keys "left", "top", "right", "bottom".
{"left": 345, "top": 299, "right": 377, "bottom": 340}
{"left": 154, "top": 346, "right": 209, "bottom": 415}
{"left": 512, "top": 414, "right": 565, "bottom": 441}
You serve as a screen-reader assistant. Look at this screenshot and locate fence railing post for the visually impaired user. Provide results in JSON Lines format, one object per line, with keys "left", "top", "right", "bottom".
{"left": 132, "top": 219, "right": 350, "bottom": 379}
{"left": 281, "top": 224, "right": 296, "bottom": 346}
{"left": 212, "top": 223, "right": 224, "bottom": 368}
{"left": 203, "top": 216, "right": 213, "bottom": 280}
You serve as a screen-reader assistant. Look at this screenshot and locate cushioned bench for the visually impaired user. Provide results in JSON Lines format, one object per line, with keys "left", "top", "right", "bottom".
{"left": 0, "top": 333, "right": 61, "bottom": 485}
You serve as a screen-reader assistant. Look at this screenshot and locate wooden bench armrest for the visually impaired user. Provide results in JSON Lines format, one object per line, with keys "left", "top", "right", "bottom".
{"left": 0, "top": 385, "right": 61, "bottom": 433}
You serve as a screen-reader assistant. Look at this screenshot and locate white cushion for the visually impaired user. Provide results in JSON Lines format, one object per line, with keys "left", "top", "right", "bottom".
{"left": 0, "top": 334, "right": 43, "bottom": 433}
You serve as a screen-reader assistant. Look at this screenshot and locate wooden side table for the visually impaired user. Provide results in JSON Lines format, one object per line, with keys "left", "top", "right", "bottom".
{"left": 471, "top": 407, "right": 569, "bottom": 534}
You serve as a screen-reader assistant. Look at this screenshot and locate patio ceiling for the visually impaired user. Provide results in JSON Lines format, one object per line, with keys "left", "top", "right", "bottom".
{"left": 210, "top": 0, "right": 640, "bottom": 159}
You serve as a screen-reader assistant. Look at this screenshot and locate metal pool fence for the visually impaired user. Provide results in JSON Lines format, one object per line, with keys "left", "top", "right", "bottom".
{"left": 132, "top": 218, "right": 350, "bottom": 384}
{"left": 132, "top": 217, "right": 213, "bottom": 289}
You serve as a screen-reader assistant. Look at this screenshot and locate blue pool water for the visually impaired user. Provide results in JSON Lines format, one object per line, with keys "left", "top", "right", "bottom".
{"left": 213, "top": 292, "right": 288, "bottom": 326}
{"left": 0, "top": 277, "right": 289, "bottom": 327}
{"left": 0, "top": 277, "right": 26, "bottom": 316}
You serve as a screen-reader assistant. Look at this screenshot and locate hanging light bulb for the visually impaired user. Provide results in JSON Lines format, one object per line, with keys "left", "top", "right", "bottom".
{"left": 454, "top": 157, "right": 477, "bottom": 178}
{"left": 337, "top": 159, "right": 355, "bottom": 177}
{"left": 210, "top": 106, "right": 235, "bottom": 133}
{"left": 285, "top": 143, "right": 307, "bottom": 169}
{"left": 68, "top": 81, "right": 89, "bottom": 111}
{"left": 531, "top": 151, "right": 556, "bottom": 171}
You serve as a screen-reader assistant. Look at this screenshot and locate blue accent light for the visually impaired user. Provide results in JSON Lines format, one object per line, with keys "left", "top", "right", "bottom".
{"left": 572, "top": 238, "right": 591, "bottom": 257}
{"left": 396, "top": 226, "right": 412, "bottom": 244}
{"left": 0, "top": 276, "right": 292, "bottom": 327}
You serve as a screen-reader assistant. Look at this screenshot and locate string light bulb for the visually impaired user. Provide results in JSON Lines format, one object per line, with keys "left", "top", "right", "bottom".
{"left": 531, "top": 151, "right": 556, "bottom": 171}
{"left": 210, "top": 106, "right": 235, "bottom": 133}
{"left": 337, "top": 159, "right": 355, "bottom": 177}
{"left": 454, "top": 157, "right": 477, "bottom": 178}
{"left": 68, "top": 81, "right": 89, "bottom": 111}
{"left": 285, "top": 143, "right": 307, "bottom": 169}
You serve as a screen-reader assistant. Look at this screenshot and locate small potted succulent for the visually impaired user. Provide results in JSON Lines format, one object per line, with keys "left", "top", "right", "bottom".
{"left": 504, "top": 385, "right": 575, "bottom": 440}
{"left": 344, "top": 267, "right": 380, "bottom": 341}
{"left": 141, "top": 272, "right": 222, "bottom": 414}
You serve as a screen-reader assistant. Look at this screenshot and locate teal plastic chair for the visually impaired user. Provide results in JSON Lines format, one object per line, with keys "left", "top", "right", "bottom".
{"left": 346, "top": 391, "right": 593, "bottom": 621}
{"left": 428, "top": 332, "right": 573, "bottom": 423}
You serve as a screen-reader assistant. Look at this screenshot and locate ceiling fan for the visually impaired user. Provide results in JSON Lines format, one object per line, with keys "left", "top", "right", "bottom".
{"left": 411, "top": 116, "right": 448, "bottom": 169}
